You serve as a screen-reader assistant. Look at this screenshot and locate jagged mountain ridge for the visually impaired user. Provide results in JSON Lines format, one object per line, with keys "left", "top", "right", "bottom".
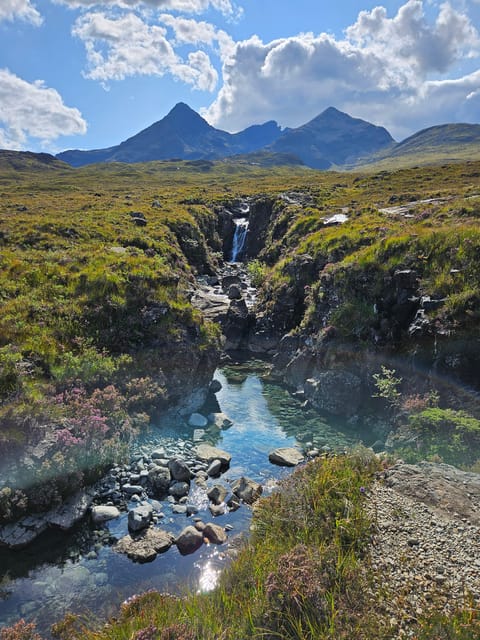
{"left": 57, "top": 103, "right": 283, "bottom": 167}
{"left": 56, "top": 103, "right": 394, "bottom": 169}
{"left": 267, "top": 106, "right": 394, "bottom": 169}
{"left": 55, "top": 103, "right": 480, "bottom": 170}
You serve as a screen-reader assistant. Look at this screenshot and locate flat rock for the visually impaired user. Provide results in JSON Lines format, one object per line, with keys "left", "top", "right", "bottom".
{"left": 0, "top": 517, "right": 48, "bottom": 549}
{"left": 268, "top": 447, "right": 304, "bottom": 467}
{"left": 115, "top": 528, "right": 174, "bottom": 563}
{"left": 122, "top": 484, "right": 144, "bottom": 496}
{"left": 47, "top": 490, "right": 93, "bottom": 530}
{"left": 195, "top": 444, "right": 231, "bottom": 470}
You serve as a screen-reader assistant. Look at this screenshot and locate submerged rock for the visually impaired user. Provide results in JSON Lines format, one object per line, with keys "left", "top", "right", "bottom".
{"left": 188, "top": 413, "right": 208, "bottom": 427}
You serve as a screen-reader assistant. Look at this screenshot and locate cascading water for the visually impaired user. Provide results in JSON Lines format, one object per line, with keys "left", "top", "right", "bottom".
{"left": 229, "top": 218, "right": 249, "bottom": 262}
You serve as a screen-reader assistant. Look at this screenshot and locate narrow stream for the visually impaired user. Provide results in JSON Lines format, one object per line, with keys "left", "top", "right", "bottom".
{"left": 0, "top": 360, "right": 370, "bottom": 636}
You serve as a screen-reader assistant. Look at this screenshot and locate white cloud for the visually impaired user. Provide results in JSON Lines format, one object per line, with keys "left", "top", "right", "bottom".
{"left": 55, "top": 0, "right": 239, "bottom": 17}
{"left": 0, "top": 0, "right": 42, "bottom": 25}
{"left": 73, "top": 11, "right": 218, "bottom": 90}
{"left": 0, "top": 69, "right": 87, "bottom": 150}
{"left": 203, "top": 1, "right": 480, "bottom": 139}
{"left": 159, "top": 14, "right": 234, "bottom": 58}
{"left": 346, "top": 0, "right": 479, "bottom": 74}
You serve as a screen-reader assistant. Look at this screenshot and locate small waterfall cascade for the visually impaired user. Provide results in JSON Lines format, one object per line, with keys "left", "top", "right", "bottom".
{"left": 229, "top": 218, "right": 249, "bottom": 262}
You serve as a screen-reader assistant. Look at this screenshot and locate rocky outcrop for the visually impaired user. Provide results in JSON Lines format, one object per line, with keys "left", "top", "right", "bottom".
{"left": 245, "top": 197, "right": 275, "bottom": 258}
{"left": 0, "top": 490, "right": 93, "bottom": 549}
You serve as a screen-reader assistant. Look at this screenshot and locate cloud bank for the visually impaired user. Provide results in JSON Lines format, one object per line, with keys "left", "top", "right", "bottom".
{"left": 0, "top": 69, "right": 87, "bottom": 150}
{"left": 203, "top": 0, "right": 480, "bottom": 139}
{"left": 55, "top": 0, "right": 239, "bottom": 17}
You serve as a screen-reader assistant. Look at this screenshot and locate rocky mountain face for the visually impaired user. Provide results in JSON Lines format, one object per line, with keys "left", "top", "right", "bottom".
{"left": 57, "top": 103, "right": 283, "bottom": 167}
{"left": 267, "top": 107, "right": 395, "bottom": 168}
{"left": 56, "top": 103, "right": 394, "bottom": 169}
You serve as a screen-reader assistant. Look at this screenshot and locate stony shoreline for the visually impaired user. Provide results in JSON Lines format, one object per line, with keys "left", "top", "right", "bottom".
{"left": 365, "top": 461, "right": 480, "bottom": 638}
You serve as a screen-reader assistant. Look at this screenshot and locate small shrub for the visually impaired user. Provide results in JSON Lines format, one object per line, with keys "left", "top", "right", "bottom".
{"left": 0, "top": 619, "right": 43, "bottom": 640}
{"left": 247, "top": 259, "right": 267, "bottom": 288}
{"left": 372, "top": 366, "right": 402, "bottom": 410}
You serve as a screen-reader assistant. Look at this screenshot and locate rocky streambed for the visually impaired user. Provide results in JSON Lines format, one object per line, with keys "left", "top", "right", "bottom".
{"left": 0, "top": 361, "right": 366, "bottom": 634}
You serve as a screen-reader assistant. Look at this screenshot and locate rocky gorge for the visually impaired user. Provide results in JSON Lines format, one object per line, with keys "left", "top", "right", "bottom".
{"left": 1, "top": 158, "right": 480, "bottom": 637}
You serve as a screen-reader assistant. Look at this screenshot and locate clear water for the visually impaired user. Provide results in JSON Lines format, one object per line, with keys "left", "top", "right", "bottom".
{"left": 0, "top": 361, "right": 369, "bottom": 636}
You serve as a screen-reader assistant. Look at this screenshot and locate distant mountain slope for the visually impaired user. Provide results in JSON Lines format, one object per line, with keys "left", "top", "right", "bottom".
{"left": 0, "top": 150, "right": 70, "bottom": 172}
{"left": 267, "top": 107, "right": 395, "bottom": 169}
{"left": 354, "top": 123, "right": 480, "bottom": 171}
{"left": 57, "top": 103, "right": 282, "bottom": 167}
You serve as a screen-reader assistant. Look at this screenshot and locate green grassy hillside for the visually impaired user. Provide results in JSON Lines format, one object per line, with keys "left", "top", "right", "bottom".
{"left": 354, "top": 123, "right": 480, "bottom": 171}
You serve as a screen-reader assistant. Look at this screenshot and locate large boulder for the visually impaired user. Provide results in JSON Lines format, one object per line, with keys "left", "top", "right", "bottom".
{"left": 203, "top": 523, "right": 227, "bottom": 545}
{"left": 175, "top": 525, "right": 204, "bottom": 555}
{"left": 304, "top": 371, "right": 362, "bottom": 417}
{"left": 269, "top": 447, "right": 304, "bottom": 467}
{"left": 231, "top": 477, "right": 263, "bottom": 504}
{"left": 148, "top": 465, "right": 171, "bottom": 497}
{"left": 128, "top": 504, "right": 153, "bottom": 532}
{"left": 169, "top": 481, "right": 190, "bottom": 500}
{"left": 223, "top": 299, "right": 255, "bottom": 350}
{"left": 168, "top": 458, "right": 193, "bottom": 482}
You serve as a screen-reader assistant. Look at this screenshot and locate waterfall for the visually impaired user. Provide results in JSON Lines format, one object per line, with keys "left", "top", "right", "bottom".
{"left": 229, "top": 218, "right": 249, "bottom": 262}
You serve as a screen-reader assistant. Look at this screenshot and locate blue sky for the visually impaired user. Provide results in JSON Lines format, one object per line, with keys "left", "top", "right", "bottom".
{"left": 1, "top": 0, "right": 480, "bottom": 153}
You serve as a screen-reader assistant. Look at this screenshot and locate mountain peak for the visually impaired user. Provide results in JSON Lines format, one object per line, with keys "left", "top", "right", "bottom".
{"left": 165, "top": 101, "right": 209, "bottom": 123}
